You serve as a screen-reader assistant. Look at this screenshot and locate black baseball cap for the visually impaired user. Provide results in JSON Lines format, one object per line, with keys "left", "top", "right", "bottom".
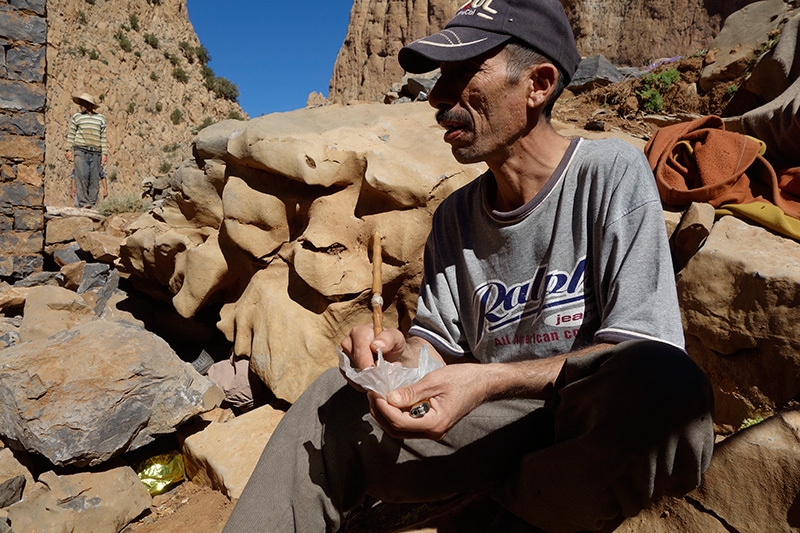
{"left": 398, "top": 0, "right": 581, "bottom": 83}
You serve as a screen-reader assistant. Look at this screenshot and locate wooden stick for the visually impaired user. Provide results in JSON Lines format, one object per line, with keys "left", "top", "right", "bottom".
{"left": 371, "top": 231, "right": 384, "bottom": 337}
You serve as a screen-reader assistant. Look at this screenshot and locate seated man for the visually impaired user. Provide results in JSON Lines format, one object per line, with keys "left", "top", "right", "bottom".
{"left": 224, "top": 1, "right": 715, "bottom": 531}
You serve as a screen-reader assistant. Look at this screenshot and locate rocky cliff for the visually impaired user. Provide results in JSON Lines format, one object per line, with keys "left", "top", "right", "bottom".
{"left": 329, "top": 0, "right": 766, "bottom": 104}
{"left": 44, "top": 0, "right": 245, "bottom": 206}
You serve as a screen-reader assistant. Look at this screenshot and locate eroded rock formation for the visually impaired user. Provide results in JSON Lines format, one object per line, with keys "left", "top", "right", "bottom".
{"left": 119, "top": 102, "right": 485, "bottom": 402}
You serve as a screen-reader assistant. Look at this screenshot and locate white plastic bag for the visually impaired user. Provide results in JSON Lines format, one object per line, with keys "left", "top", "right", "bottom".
{"left": 337, "top": 345, "right": 443, "bottom": 398}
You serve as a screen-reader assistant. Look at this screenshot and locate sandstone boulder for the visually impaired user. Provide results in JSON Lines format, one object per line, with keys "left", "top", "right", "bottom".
{"left": 43, "top": 215, "right": 94, "bottom": 246}
{"left": 182, "top": 404, "right": 285, "bottom": 500}
{"left": 677, "top": 215, "right": 800, "bottom": 426}
{"left": 4, "top": 467, "right": 151, "bottom": 533}
{"left": 18, "top": 285, "right": 96, "bottom": 342}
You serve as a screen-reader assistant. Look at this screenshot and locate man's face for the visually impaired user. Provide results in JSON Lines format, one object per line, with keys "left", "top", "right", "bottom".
{"left": 428, "top": 49, "right": 530, "bottom": 166}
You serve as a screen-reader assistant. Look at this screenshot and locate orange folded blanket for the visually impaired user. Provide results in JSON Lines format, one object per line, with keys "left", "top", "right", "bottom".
{"left": 644, "top": 115, "right": 800, "bottom": 220}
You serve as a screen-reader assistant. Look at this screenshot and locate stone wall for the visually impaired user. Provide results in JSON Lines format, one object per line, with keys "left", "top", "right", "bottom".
{"left": 0, "top": 0, "right": 46, "bottom": 280}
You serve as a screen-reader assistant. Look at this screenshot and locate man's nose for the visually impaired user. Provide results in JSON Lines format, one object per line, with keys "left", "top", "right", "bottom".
{"left": 427, "top": 74, "right": 454, "bottom": 110}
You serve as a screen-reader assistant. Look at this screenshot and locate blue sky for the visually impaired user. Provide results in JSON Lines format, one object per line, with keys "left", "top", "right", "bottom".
{"left": 187, "top": 0, "right": 354, "bottom": 118}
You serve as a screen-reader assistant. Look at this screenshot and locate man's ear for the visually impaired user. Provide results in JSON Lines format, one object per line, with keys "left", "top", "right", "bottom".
{"left": 527, "top": 63, "right": 559, "bottom": 109}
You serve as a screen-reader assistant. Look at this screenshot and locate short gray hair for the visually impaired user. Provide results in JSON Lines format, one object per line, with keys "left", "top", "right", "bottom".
{"left": 503, "top": 41, "right": 567, "bottom": 118}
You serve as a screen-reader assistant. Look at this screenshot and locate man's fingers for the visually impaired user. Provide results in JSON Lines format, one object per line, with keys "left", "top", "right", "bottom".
{"left": 370, "top": 394, "right": 444, "bottom": 440}
{"left": 373, "top": 328, "right": 406, "bottom": 358}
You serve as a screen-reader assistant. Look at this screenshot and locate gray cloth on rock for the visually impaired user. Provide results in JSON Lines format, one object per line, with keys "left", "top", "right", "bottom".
{"left": 742, "top": 14, "right": 800, "bottom": 168}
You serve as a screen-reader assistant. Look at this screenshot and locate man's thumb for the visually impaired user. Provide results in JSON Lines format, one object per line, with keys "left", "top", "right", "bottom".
{"left": 386, "top": 387, "right": 416, "bottom": 408}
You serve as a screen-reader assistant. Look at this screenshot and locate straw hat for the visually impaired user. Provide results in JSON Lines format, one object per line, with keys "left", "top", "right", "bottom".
{"left": 72, "top": 92, "right": 98, "bottom": 109}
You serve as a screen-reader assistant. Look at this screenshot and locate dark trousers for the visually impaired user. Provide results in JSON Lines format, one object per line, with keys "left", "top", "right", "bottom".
{"left": 73, "top": 146, "right": 102, "bottom": 207}
{"left": 224, "top": 340, "right": 714, "bottom": 533}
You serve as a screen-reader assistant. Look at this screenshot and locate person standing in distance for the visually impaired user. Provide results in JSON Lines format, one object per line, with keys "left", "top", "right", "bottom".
{"left": 66, "top": 92, "right": 108, "bottom": 208}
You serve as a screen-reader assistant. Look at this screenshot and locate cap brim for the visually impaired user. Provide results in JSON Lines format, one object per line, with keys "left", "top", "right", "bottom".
{"left": 72, "top": 97, "right": 97, "bottom": 108}
{"left": 399, "top": 27, "right": 511, "bottom": 73}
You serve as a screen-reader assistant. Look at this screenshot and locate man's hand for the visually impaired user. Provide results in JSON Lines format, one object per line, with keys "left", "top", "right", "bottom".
{"left": 368, "top": 362, "right": 488, "bottom": 440}
{"left": 339, "top": 324, "right": 418, "bottom": 370}
{"left": 102, "top": 155, "right": 108, "bottom": 166}
{"left": 65, "top": 151, "right": 73, "bottom": 162}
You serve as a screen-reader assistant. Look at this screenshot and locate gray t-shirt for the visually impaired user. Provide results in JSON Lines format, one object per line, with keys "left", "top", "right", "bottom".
{"left": 409, "top": 137, "right": 684, "bottom": 363}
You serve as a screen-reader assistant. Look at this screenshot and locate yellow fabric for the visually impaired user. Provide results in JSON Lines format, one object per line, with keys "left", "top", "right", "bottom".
{"left": 716, "top": 201, "right": 800, "bottom": 241}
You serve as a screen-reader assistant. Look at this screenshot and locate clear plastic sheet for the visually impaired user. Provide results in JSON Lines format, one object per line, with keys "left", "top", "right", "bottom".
{"left": 337, "top": 345, "right": 443, "bottom": 398}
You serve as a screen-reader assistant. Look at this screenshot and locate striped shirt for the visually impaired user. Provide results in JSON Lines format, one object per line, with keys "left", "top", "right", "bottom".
{"left": 67, "top": 112, "right": 108, "bottom": 155}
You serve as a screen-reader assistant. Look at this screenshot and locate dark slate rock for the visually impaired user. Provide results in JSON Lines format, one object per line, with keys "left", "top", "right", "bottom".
{"left": 0, "top": 475, "right": 25, "bottom": 508}
{"left": 13, "top": 207, "right": 43, "bottom": 231}
{"left": 8, "top": 0, "right": 47, "bottom": 16}
{"left": 7, "top": 45, "right": 45, "bottom": 83}
{"left": 91, "top": 268, "right": 120, "bottom": 316}
{"left": 0, "top": 11, "right": 46, "bottom": 43}
{"left": 14, "top": 270, "right": 58, "bottom": 287}
{"left": 568, "top": 55, "right": 624, "bottom": 93}
{"left": 52, "top": 242, "right": 83, "bottom": 265}
{"left": 0, "top": 113, "right": 45, "bottom": 136}
{"left": 12, "top": 254, "right": 43, "bottom": 280}
{"left": 0, "top": 180, "right": 44, "bottom": 207}
{"left": 0, "top": 80, "right": 46, "bottom": 112}
{"left": 77, "top": 263, "right": 111, "bottom": 294}
{"left": 406, "top": 77, "right": 436, "bottom": 100}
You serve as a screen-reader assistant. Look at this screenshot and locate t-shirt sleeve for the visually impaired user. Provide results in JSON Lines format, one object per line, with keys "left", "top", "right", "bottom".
{"left": 409, "top": 212, "right": 471, "bottom": 359}
{"left": 592, "top": 147, "right": 685, "bottom": 350}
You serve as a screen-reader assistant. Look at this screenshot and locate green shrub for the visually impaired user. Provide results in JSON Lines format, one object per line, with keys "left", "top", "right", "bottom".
{"left": 115, "top": 30, "right": 132, "bottom": 52}
{"left": 194, "top": 117, "right": 216, "bottom": 133}
{"left": 739, "top": 416, "right": 764, "bottom": 430}
{"left": 97, "top": 194, "right": 151, "bottom": 217}
{"left": 172, "top": 68, "right": 189, "bottom": 83}
{"left": 158, "top": 161, "right": 172, "bottom": 173}
{"left": 201, "top": 66, "right": 239, "bottom": 102}
{"left": 85, "top": 0, "right": 96, "bottom": 5}
{"left": 129, "top": 13, "right": 139, "bottom": 31}
{"left": 178, "top": 41, "right": 195, "bottom": 63}
{"left": 227, "top": 110, "right": 244, "bottom": 120}
{"left": 212, "top": 77, "right": 239, "bottom": 101}
{"left": 134, "top": 50, "right": 141, "bottom": 58}
{"left": 144, "top": 33, "right": 159, "bottom": 49}
{"left": 126, "top": 102, "right": 135, "bottom": 114}
{"left": 150, "top": 71, "right": 159, "bottom": 81}
{"left": 162, "top": 142, "right": 181, "bottom": 152}
{"left": 170, "top": 108, "right": 183, "bottom": 124}
{"left": 155, "top": 102, "right": 163, "bottom": 112}
{"left": 636, "top": 68, "right": 680, "bottom": 114}
{"left": 77, "top": 10, "right": 87, "bottom": 25}
{"left": 89, "top": 49, "right": 99, "bottom": 60}
{"left": 637, "top": 88, "right": 664, "bottom": 113}
{"left": 726, "top": 84, "right": 738, "bottom": 96}
{"left": 167, "top": 53, "right": 181, "bottom": 66}
{"left": 195, "top": 44, "right": 210, "bottom": 65}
